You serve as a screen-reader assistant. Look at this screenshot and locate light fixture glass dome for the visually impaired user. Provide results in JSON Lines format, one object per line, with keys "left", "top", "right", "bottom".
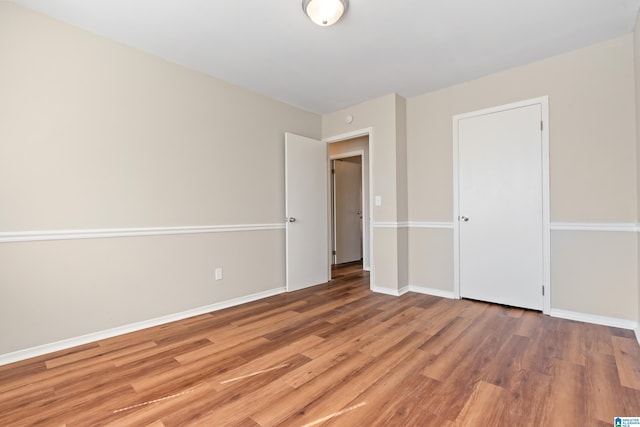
{"left": 302, "top": 0, "right": 349, "bottom": 26}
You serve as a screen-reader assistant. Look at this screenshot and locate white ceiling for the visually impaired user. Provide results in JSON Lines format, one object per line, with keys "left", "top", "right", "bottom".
{"left": 10, "top": 0, "right": 640, "bottom": 114}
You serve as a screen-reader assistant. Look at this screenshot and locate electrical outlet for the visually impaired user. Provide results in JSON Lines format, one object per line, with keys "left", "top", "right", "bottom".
{"left": 215, "top": 267, "right": 223, "bottom": 281}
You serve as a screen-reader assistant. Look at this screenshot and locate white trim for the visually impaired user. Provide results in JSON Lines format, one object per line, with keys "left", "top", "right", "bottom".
{"left": 374, "top": 221, "right": 454, "bottom": 229}
{"left": 549, "top": 308, "right": 639, "bottom": 331}
{"left": 371, "top": 284, "right": 456, "bottom": 299}
{"left": 0, "top": 287, "right": 285, "bottom": 367}
{"left": 323, "top": 128, "right": 372, "bottom": 144}
{"left": 330, "top": 150, "right": 365, "bottom": 160}
{"left": 452, "top": 96, "right": 551, "bottom": 314}
{"left": 0, "top": 224, "right": 285, "bottom": 244}
{"left": 635, "top": 324, "right": 640, "bottom": 346}
{"left": 408, "top": 285, "right": 457, "bottom": 299}
{"left": 371, "top": 285, "right": 409, "bottom": 296}
{"left": 550, "top": 222, "right": 639, "bottom": 232}
{"left": 375, "top": 221, "right": 639, "bottom": 232}
{"left": 372, "top": 221, "right": 409, "bottom": 229}
{"left": 372, "top": 221, "right": 638, "bottom": 232}
{"left": 407, "top": 221, "right": 454, "bottom": 229}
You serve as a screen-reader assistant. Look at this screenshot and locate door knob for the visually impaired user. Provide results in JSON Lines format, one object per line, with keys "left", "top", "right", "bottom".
{"left": 460, "top": 216, "right": 469, "bottom": 222}
{"left": 285, "top": 217, "right": 296, "bottom": 222}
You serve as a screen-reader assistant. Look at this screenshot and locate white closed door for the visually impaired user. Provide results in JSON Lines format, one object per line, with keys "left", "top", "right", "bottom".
{"left": 458, "top": 104, "right": 543, "bottom": 310}
{"left": 334, "top": 158, "right": 362, "bottom": 264}
{"left": 285, "top": 133, "right": 329, "bottom": 292}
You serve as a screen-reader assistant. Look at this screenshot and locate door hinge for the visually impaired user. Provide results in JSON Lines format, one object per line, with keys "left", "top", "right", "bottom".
{"left": 540, "top": 121, "right": 544, "bottom": 131}
{"left": 331, "top": 168, "right": 336, "bottom": 174}
{"left": 542, "top": 286, "right": 545, "bottom": 296}
{"left": 332, "top": 250, "right": 336, "bottom": 255}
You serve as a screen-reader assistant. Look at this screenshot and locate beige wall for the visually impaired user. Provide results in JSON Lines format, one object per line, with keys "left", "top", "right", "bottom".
{"left": 407, "top": 35, "right": 639, "bottom": 321}
{"left": 395, "top": 96, "right": 409, "bottom": 288}
{"left": 0, "top": 3, "right": 320, "bottom": 355}
{"left": 551, "top": 231, "right": 637, "bottom": 318}
{"left": 408, "top": 228, "right": 453, "bottom": 293}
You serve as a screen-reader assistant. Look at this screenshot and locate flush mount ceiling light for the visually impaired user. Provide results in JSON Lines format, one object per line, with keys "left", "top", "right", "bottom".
{"left": 302, "top": 0, "right": 349, "bottom": 26}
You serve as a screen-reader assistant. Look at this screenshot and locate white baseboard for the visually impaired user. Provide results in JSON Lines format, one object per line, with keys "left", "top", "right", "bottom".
{"left": 0, "top": 287, "right": 285, "bottom": 367}
{"left": 398, "top": 286, "right": 410, "bottom": 296}
{"left": 371, "top": 284, "right": 456, "bottom": 299}
{"left": 408, "top": 285, "right": 456, "bottom": 299}
{"left": 371, "top": 285, "right": 408, "bottom": 296}
{"left": 549, "top": 308, "right": 639, "bottom": 331}
{"left": 636, "top": 324, "right": 640, "bottom": 346}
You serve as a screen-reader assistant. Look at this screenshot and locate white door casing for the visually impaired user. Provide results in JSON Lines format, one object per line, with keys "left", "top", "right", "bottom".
{"left": 285, "top": 132, "right": 329, "bottom": 292}
{"left": 453, "top": 97, "right": 550, "bottom": 313}
{"left": 324, "top": 128, "right": 374, "bottom": 282}
{"left": 334, "top": 158, "right": 363, "bottom": 264}
{"left": 329, "top": 145, "right": 371, "bottom": 272}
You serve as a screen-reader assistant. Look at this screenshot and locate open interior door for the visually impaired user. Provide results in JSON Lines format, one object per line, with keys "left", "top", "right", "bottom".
{"left": 285, "top": 133, "right": 329, "bottom": 292}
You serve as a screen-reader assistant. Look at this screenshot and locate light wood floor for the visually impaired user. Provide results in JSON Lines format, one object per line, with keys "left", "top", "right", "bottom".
{"left": 1, "top": 262, "right": 640, "bottom": 426}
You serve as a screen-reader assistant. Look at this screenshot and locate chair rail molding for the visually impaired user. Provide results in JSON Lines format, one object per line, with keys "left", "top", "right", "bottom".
{"left": 0, "top": 223, "right": 285, "bottom": 243}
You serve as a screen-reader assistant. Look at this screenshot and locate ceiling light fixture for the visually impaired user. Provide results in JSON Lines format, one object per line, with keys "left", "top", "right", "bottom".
{"left": 302, "top": 0, "right": 349, "bottom": 26}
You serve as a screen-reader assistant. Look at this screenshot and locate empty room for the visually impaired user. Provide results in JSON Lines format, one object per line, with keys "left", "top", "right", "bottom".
{"left": 2, "top": 0, "right": 640, "bottom": 425}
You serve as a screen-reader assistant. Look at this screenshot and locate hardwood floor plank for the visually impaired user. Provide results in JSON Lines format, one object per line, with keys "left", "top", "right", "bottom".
{"left": 556, "top": 319, "right": 588, "bottom": 366}
{"left": 514, "top": 308, "right": 542, "bottom": 337}
{"left": 582, "top": 323, "right": 616, "bottom": 356}
{"left": 541, "top": 359, "right": 587, "bottom": 426}
{"left": 520, "top": 313, "right": 562, "bottom": 376}
{"left": 586, "top": 351, "right": 640, "bottom": 423}
{"left": 454, "top": 381, "right": 507, "bottom": 426}
{"left": 501, "top": 368, "right": 552, "bottom": 425}
{"left": 612, "top": 336, "right": 640, "bottom": 390}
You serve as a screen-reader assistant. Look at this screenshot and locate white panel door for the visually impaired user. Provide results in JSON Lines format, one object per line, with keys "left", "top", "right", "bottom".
{"left": 334, "top": 158, "right": 362, "bottom": 264}
{"left": 285, "top": 133, "right": 329, "bottom": 292}
{"left": 458, "top": 104, "right": 543, "bottom": 310}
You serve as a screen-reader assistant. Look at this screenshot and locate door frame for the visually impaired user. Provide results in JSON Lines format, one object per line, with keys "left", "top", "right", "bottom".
{"left": 324, "top": 128, "right": 374, "bottom": 286}
{"left": 331, "top": 151, "right": 365, "bottom": 266}
{"left": 452, "top": 97, "right": 550, "bottom": 314}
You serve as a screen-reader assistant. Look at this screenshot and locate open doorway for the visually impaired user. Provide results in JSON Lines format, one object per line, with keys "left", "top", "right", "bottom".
{"left": 331, "top": 156, "right": 363, "bottom": 265}
{"left": 328, "top": 135, "right": 370, "bottom": 277}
